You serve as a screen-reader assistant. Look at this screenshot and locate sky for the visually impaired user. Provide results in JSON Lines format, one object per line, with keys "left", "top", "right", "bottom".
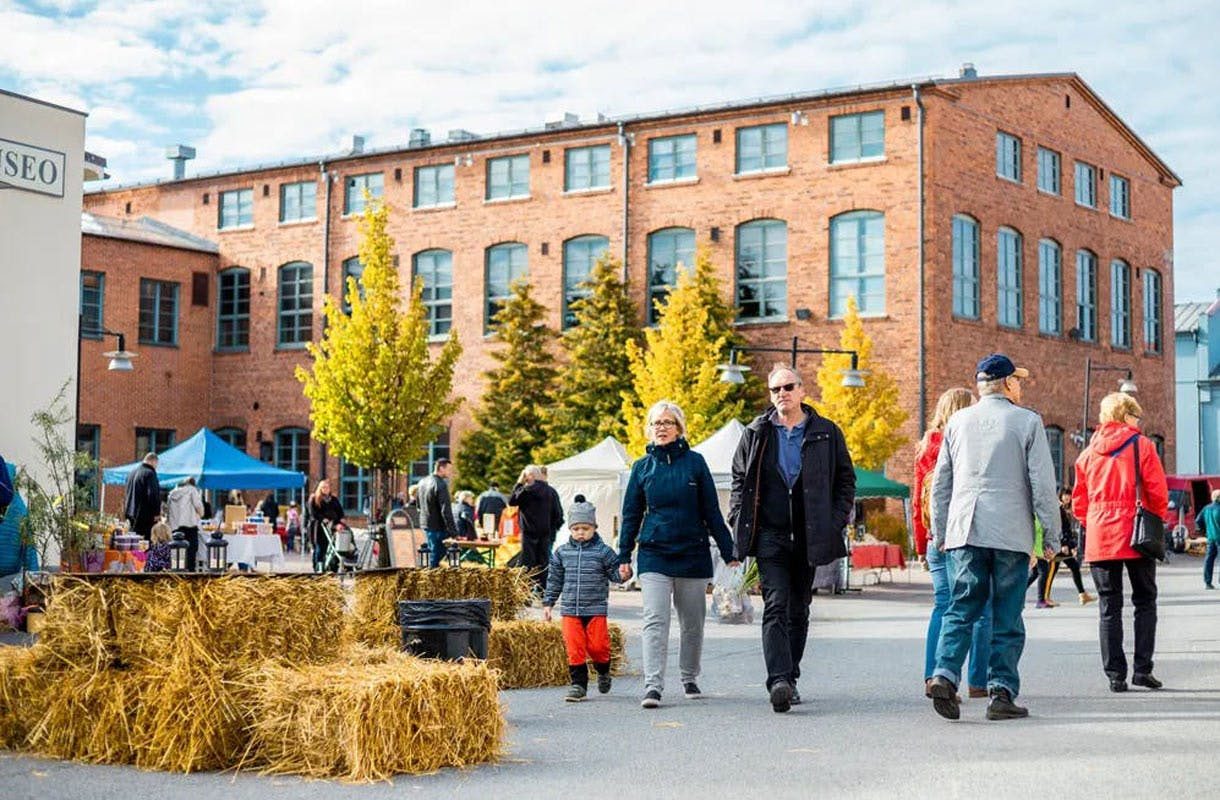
{"left": 2, "top": 0, "right": 1216, "bottom": 302}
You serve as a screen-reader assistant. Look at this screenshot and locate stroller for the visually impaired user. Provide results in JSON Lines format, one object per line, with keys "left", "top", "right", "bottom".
{"left": 318, "top": 520, "right": 363, "bottom": 574}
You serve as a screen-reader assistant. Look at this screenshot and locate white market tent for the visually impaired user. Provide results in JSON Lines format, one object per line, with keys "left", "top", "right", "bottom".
{"left": 692, "top": 419, "right": 746, "bottom": 517}
{"left": 545, "top": 436, "right": 632, "bottom": 547}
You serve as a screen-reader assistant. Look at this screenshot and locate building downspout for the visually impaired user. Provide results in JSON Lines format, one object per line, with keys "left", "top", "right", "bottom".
{"left": 913, "top": 85, "right": 927, "bottom": 436}
{"left": 617, "top": 122, "right": 631, "bottom": 283}
{"left": 319, "top": 159, "right": 331, "bottom": 480}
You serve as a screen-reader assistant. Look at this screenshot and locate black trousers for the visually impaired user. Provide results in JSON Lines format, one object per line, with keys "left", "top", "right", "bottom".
{"left": 174, "top": 526, "right": 200, "bottom": 571}
{"left": 758, "top": 552, "right": 814, "bottom": 690}
{"left": 521, "top": 535, "right": 552, "bottom": 590}
{"left": 1026, "top": 558, "right": 1051, "bottom": 600}
{"left": 1091, "top": 558, "right": 1158, "bottom": 680}
{"left": 1049, "top": 555, "right": 1087, "bottom": 594}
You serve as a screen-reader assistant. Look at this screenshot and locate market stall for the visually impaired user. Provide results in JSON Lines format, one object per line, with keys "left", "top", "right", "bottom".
{"left": 544, "top": 436, "right": 632, "bottom": 548}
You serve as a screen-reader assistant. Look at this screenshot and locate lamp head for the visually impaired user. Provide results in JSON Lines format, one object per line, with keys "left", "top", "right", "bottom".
{"left": 717, "top": 362, "right": 750, "bottom": 385}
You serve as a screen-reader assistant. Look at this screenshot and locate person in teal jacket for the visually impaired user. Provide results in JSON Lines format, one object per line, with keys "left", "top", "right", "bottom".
{"left": 1197, "top": 489, "right": 1220, "bottom": 589}
{"left": 619, "top": 400, "right": 739, "bottom": 709}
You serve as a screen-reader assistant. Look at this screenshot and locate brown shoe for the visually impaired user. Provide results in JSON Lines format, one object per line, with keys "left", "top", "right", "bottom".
{"left": 968, "top": 687, "right": 988, "bottom": 699}
{"left": 925, "top": 678, "right": 933, "bottom": 698}
{"left": 1079, "top": 592, "right": 1096, "bottom": 605}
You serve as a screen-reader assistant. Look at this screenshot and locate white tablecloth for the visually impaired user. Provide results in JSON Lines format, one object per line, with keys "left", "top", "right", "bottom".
{"left": 222, "top": 533, "right": 285, "bottom": 567}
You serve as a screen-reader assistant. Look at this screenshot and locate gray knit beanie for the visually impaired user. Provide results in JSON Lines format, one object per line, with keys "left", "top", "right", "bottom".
{"left": 568, "top": 494, "right": 597, "bottom": 528}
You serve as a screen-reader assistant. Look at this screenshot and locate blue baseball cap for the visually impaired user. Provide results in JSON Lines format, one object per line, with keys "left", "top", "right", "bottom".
{"left": 975, "top": 353, "right": 1029, "bottom": 381}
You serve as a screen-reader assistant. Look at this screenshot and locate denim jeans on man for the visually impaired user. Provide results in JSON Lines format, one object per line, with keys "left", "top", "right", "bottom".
{"left": 925, "top": 545, "right": 992, "bottom": 688}
{"left": 934, "top": 545, "right": 1027, "bottom": 697}
{"left": 1204, "top": 541, "right": 1219, "bottom": 588}
{"left": 426, "top": 529, "right": 447, "bottom": 568}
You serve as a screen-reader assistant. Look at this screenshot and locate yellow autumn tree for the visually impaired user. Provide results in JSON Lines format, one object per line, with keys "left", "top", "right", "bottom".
{"left": 621, "top": 262, "right": 743, "bottom": 456}
{"left": 296, "top": 199, "right": 462, "bottom": 516}
{"left": 813, "top": 295, "right": 907, "bottom": 471}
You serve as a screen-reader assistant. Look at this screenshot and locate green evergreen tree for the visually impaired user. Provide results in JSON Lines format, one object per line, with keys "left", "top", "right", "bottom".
{"left": 535, "top": 254, "right": 641, "bottom": 463}
{"left": 456, "top": 278, "right": 558, "bottom": 491}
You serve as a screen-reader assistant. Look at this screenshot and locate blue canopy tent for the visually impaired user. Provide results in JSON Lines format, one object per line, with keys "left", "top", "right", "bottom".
{"left": 102, "top": 428, "right": 307, "bottom": 494}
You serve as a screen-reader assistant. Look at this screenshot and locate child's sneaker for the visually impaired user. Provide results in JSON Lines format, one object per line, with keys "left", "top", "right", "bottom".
{"left": 597, "top": 672, "right": 612, "bottom": 694}
{"left": 565, "top": 684, "right": 587, "bottom": 702}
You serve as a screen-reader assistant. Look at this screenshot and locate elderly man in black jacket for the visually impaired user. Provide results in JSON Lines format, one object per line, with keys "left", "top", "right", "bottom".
{"left": 510, "top": 464, "right": 565, "bottom": 592}
{"left": 730, "top": 365, "right": 856, "bottom": 713}
{"left": 124, "top": 453, "right": 163, "bottom": 541}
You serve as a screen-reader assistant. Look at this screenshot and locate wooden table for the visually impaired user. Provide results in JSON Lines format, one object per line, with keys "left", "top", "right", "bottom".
{"left": 444, "top": 538, "right": 506, "bottom": 568}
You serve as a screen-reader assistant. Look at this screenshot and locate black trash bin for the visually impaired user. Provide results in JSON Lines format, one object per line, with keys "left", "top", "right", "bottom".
{"left": 398, "top": 599, "right": 491, "bottom": 660}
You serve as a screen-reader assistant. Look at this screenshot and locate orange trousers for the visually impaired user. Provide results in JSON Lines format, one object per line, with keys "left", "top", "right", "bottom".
{"left": 561, "top": 615, "right": 611, "bottom": 667}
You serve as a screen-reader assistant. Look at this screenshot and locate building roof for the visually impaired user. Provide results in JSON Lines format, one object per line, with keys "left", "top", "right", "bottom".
{"left": 85, "top": 70, "right": 1179, "bottom": 194}
{"left": 81, "top": 212, "right": 218, "bottom": 254}
{"left": 1175, "top": 300, "right": 1218, "bottom": 334}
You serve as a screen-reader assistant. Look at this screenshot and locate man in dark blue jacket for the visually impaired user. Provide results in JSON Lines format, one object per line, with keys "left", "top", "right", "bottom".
{"left": 730, "top": 365, "right": 856, "bottom": 712}
{"left": 124, "top": 453, "right": 162, "bottom": 541}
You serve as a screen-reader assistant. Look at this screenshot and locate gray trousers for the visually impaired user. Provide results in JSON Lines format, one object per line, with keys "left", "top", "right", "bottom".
{"left": 639, "top": 572, "right": 707, "bottom": 693}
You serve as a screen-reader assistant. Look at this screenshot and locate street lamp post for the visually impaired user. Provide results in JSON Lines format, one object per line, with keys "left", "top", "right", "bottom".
{"left": 1073, "top": 356, "right": 1137, "bottom": 449}
{"left": 75, "top": 314, "right": 137, "bottom": 511}
{"left": 717, "top": 336, "right": 866, "bottom": 388}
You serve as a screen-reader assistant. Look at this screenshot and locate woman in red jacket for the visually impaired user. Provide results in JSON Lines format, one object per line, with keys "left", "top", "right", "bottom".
{"left": 1072, "top": 392, "right": 1169, "bottom": 693}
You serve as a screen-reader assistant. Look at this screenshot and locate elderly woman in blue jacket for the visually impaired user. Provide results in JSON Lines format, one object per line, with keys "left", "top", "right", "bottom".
{"left": 619, "top": 400, "right": 739, "bottom": 709}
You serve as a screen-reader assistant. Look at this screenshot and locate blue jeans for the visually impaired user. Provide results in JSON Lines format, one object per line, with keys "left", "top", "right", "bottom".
{"left": 426, "top": 529, "right": 447, "bottom": 568}
{"left": 925, "top": 546, "right": 992, "bottom": 689}
{"left": 1205, "top": 541, "right": 1219, "bottom": 587}
{"left": 934, "top": 545, "right": 1028, "bottom": 698}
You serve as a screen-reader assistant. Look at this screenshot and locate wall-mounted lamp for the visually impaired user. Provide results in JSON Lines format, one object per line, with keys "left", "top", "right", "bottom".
{"left": 791, "top": 111, "right": 809, "bottom": 126}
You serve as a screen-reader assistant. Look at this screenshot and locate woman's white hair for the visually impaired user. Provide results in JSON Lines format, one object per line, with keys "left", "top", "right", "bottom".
{"left": 644, "top": 400, "right": 687, "bottom": 439}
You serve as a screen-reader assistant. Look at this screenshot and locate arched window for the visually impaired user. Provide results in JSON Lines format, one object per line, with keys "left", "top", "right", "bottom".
{"left": 485, "top": 243, "right": 528, "bottom": 332}
{"left": 217, "top": 267, "right": 250, "bottom": 350}
{"left": 1110, "top": 259, "right": 1131, "bottom": 349}
{"left": 341, "top": 256, "right": 364, "bottom": 314}
{"left": 1076, "top": 250, "right": 1098, "bottom": 342}
{"left": 1143, "top": 269, "right": 1163, "bottom": 354}
{"left": 736, "top": 219, "right": 787, "bottom": 321}
{"left": 410, "top": 427, "right": 451, "bottom": 482}
{"left": 273, "top": 427, "right": 310, "bottom": 503}
{"left": 562, "top": 235, "right": 609, "bottom": 329}
{"left": 996, "top": 227, "right": 1023, "bottom": 328}
{"left": 646, "top": 227, "right": 695, "bottom": 324}
{"left": 214, "top": 427, "right": 247, "bottom": 453}
{"left": 412, "top": 249, "right": 453, "bottom": 337}
{"left": 339, "top": 459, "right": 371, "bottom": 515}
{"left": 951, "top": 215, "right": 979, "bottom": 319}
{"left": 829, "top": 211, "right": 884, "bottom": 317}
{"left": 277, "top": 261, "right": 313, "bottom": 346}
{"left": 1038, "top": 239, "right": 1061, "bottom": 335}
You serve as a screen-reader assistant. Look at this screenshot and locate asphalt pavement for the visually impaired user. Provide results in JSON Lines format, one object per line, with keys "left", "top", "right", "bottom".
{"left": 3, "top": 556, "right": 1218, "bottom": 799}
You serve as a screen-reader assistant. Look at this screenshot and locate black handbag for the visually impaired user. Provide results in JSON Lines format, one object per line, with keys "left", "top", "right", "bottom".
{"left": 1113, "top": 435, "right": 1165, "bottom": 562}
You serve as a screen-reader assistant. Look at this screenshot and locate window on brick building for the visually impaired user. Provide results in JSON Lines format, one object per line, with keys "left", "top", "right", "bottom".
{"left": 1076, "top": 249, "right": 1098, "bottom": 342}
{"left": 1074, "top": 161, "right": 1097, "bottom": 208}
{"left": 1143, "top": 269, "right": 1163, "bottom": 354}
{"left": 344, "top": 172, "right": 383, "bottom": 215}
{"left": 414, "top": 164, "right": 455, "bottom": 208}
{"left": 1150, "top": 434, "right": 1165, "bottom": 463}
{"left": 829, "top": 211, "right": 884, "bottom": 318}
{"left": 80, "top": 271, "right": 104, "bottom": 338}
{"left": 135, "top": 427, "right": 175, "bottom": 459}
{"left": 647, "top": 227, "right": 695, "bottom": 325}
{"left": 736, "top": 123, "right": 787, "bottom": 173}
{"left": 647, "top": 134, "right": 697, "bottom": 183}
{"left": 413, "top": 249, "right": 453, "bottom": 337}
{"left": 486, "top": 154, "right": 530, "bottom": 200}
{"left": 830, "top": 111, "right": 884, "bottom": 163}
{"left": 1110, "top": 259, "right": 1132, "bottom": 349}
{"left": 218, "top": 188, "right": 253, "bottom": 229}
{"left": 139, "top": 279, "right": 179, "bottom": 346}
{"left": 564, "top": 145, "right": 611, "bottom": 191}
{"left": 997, "top": 227, "right": 1023, "bottom": 328}
{"left": 951, "top": 215, "right": 980, "bottom": 319}
{"left": 485, "top": 243, "right": 528, "bottom": 333}
{"left": 279, "top": 180, "right": 317, "bottom": 223}
{"left": 562, "top": 235, "right": 609, "bottom": 329}
{"left": 737, "top": 219, "right": 788, "bottom": 322}
{"left": 341, "top": 256, "right": 364, "bottom": 314}
{"left": 277, "top": 261, "right": 313, "bottom": 347}
{"left": 273, "top": 428, "right": 310, "bottom": 503}
{"left": 339, "top": 459, "right": 371, "bottom": 515}
{"left": 995, "top": 132, "right": 1021, "bottom": 182}
{"left": 410, "top": 428, "right": 450, "bottom": 483}
{"left": 216, "top": 268, "right": 250, "bottom": 350}
{"left": 1038, "top": 239, "right": 1062, "bottom": 336}
{"left": 1110, "top": 174, "right": 1131, "bottom": 219}
{"left": 1037, "top": 147, "right": 1060, "bottom": 194}
{"left": 1045, "top": 426, "right": 1065, "bottom": 488}
{"left": 76, "top": 423, "right": 100, "bottom": 510}
{"left": 214, "top": 427, "right": 247, "bottom": 453}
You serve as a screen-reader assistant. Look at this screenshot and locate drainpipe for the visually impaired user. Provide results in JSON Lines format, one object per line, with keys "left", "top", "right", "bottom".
{"left": 913, "top": 85, "right": 927, "bottom": 436}
{"left": 319, "top": 159, "right": 331, "bottom": 481}
{"left": 617, "top": 122, "right": 631, "bottom": 283}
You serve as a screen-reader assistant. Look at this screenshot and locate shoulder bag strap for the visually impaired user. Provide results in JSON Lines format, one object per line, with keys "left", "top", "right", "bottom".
{"left": 1130, "top": 436, "right": 1144, "bottom": 511}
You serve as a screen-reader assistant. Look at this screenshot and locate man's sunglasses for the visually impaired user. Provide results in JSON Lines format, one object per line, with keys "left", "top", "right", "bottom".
{"left": 769, "top": 383, "right": 798, "bottom": 394}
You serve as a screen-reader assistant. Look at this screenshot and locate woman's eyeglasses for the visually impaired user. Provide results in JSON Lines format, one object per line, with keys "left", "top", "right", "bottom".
{"left": 650, "top": 420, "right": 679, "bottom": 429}
{"left": 769, "top": 383, "right": 797, "bottom": 394}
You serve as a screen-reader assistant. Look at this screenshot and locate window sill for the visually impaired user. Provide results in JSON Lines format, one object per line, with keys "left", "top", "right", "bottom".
{"left": 733, "top": 166, "right": 791, "bottom": 180}
{"left": 828, "top": 156, "right": 886, "bottom": 170}
{"left": 644, "top": 176, "right": 700, "bottom": 189}
{"left": 138, "top": 340, "right": 178, "bottom": 349}
{"left": 1037, "top": 330, "right": 1063, "bottom": 340}
{"left": 412, "top": 202, "right": 457, "bottom": 213}
{"left": 426, "top": 334, "right": 451, "bottom": 344}
{"left": 829, "top": 313, "right": 890, "bottom": 322}
{"left": 80, "top": 333, "right": 103, "bottom": 341}
{"left": 214, "top": 347, "right": 250, "bottom": 355}
{"left": 217, "top": 224, "right": 255, "bottom": 233}
{"left": 1142, "top": 350, "right": 1163, "bottom": 359}
{"left": 563, "top": 186, "right": 614, "bottom": 197}
{"left": 278, "top": 218, "right": 318, "bottom": 227}
{"left": 483, "top": 195, "right": 531, "bottom": 205}
{"left": 1109, "top": 212, "right": 1132, "bottom": 223}
{"left": 951, "top": 314, "right": 984, "bottom": 325}
{"left": 735, "top": 316, "right": 790, "bottom": 328}
{"left": 995, "top": 174, "right": 1023, "bottom": 186}
{"left": 275, "top": 342, "right": 310, "bottom": 352}
{"left": 1074, "top": 202, "right": 1098, "bottom": 212}
{"left": 1037, "top": 188, "right": 1062, "bottom": 198}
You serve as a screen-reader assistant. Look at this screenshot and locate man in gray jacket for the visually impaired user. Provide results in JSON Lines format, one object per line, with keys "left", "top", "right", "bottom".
{"left": 928, "top": 354, "right": 1060, "bottom": 722}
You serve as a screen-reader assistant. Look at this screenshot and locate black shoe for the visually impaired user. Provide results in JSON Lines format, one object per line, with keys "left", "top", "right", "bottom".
{"left": 790, "top": 685, "right": 802, "bottom": 706}
{"left": 640, "top": 689, "right": 661, "bottom": 709}
{"left": 1109, "top": 678, "right": 1129, "bottom": 693}
{"left": 770, "top": 680, "right": 793, "bottom": 713}
{"left": 1206, "top": 584, "right": 1215, "bottom": 590}
{"left": 565, "top": 684, "right": 587, "bottom": 703}
{"left": 928, "top": 676, "right": 960, "bottom": 721}
{"left": 683, "top": 682, "right": 703, "bottom": 699}
{"left": 986, "top": 688, "right": 1029, "bottom": 720}
{"left": 597, "top": 672, "right": 612, "bottom": 694}
{"left": 1132, "top": 673, "right": 1163, "bottom": 690}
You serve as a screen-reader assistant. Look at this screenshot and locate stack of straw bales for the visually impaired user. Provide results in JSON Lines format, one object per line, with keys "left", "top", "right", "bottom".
{"left": 487, "top": 620, "right": 627, "bottom": 689}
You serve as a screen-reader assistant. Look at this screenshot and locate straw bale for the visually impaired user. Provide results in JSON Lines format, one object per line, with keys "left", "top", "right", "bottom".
{"left": 487, "top": 620, "right": 627, "bottom": 689}
{"left": 347, "top": 572, "right": 403, "bottom": 649}
{"left": 37, "top": 577, "right": 115, "bottom": 672}
{"left": 244, "top": 645, "right": 503, "bottom": 782}
{"left": 0, "top": 647, "right": 44, "bottom": 749}
{"left": 25, "top": 666, "right": 149, "bottom": 764}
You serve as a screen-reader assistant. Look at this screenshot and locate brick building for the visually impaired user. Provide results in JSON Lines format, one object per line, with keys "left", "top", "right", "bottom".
{"left": 79, "top": 69, "right": 1180, "bottom": 515}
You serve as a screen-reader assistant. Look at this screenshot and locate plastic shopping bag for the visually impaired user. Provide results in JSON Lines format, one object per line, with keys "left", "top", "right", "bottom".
{"left": 711, "top": 561, "right": 753, "bottom": 624}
